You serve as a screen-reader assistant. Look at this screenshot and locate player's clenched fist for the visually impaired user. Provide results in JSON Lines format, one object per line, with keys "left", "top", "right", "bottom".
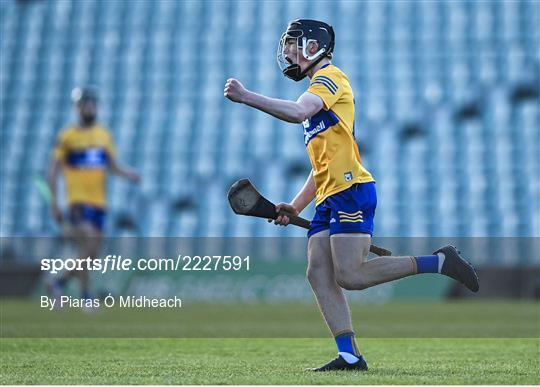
{"left": 224, "top": 78, "right": 247, "bottom": 103}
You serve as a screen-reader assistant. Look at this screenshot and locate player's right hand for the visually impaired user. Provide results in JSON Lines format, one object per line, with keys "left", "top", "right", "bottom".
{"left": 224, "top": 78, "right": 247, "bottom": 103}
{"left": 51, "top": 203, "right": 63, "bottom": 224}
{"left": 269, "top": 203, "right": 299, "bottom": 226}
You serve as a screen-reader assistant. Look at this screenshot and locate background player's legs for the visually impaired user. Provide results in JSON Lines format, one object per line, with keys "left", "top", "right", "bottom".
{"left": 73, "top": 222, "right": 102, "bottom": 299}
{"left": 55, "top": 222, "right": 102, "bottom": 300}
{"left": 307, "top": 230, "right": 353, "bottom": 335}
{"left": 330, "top": 234, "right": 416, "bottom": 290}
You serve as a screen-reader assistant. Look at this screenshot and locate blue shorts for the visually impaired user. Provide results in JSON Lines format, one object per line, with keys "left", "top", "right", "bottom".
{"left": 69, "top": 204, "right": 106, "bottom": 232}
{"left": 308, "top": 182, "right": 377, "bottom": 238}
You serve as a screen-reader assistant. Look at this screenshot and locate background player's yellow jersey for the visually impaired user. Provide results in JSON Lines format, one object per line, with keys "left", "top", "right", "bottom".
{"left": 305, "top": 64, "right": 374, "bottom": 205}
{"left": 53, "top": 124, "right": 115, "bottom": 208}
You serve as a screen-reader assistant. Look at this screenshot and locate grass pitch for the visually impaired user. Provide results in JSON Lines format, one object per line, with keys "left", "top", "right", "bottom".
{"left": 1, "top": 300, "right": 539, "bottom": 384}
{"left": 2, "top": 338, "right": 538, "bottom": 384}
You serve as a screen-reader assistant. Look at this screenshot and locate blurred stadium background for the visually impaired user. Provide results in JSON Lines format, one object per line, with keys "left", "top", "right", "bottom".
{"left": 1, "top": 0, "right": 539, "bottom": 303}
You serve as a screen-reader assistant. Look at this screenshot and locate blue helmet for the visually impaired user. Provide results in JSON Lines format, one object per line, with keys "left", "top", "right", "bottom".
{"left": 277, "top": 19, "right": 335, "bottom": 81}
{"left": 71, "top": 86, "right": 99, "bottom": 105}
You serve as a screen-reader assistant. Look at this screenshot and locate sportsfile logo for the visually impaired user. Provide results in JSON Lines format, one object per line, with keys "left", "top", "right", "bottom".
{"left": 303, "top": 118, "right": 326, "bottom": 145}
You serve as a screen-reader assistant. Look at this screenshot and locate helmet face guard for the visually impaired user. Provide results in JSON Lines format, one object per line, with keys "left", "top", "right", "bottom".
{"left": 277, "top": 20, "right": 335, "bottom": 82}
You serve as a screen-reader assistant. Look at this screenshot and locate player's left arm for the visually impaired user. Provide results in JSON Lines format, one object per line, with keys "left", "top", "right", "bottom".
{"left": 224, "top": 78, "right": 323, "bottom": 123}
{"left": 108, "top": 157, "right": 140, "bottom": 183}
{"left": 105, "top": 132, "right": 140, "bottom": 183}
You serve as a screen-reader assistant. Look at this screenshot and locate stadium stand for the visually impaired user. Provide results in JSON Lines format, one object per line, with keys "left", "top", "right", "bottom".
{"left": 1, "top": 0, "right": 538, "bottom": 242}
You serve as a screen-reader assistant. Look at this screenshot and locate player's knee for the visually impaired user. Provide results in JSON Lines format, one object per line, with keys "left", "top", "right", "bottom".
{"left": 334, "top": 266, "right": 354, "bottom": 289}
{"left": 335, "top": 274, "right": 356, "bottom": 290}
{"left": 336, "top": 277, "right": 370, "bottom": 291}
{"left": 306, "top": 263, "right": 324, "bottom": 287}
{"left": 307, "top": 256, "right": 334, "bottom": 287}
{"left": 335, "top": 268, "right": 370, "bottom": 290}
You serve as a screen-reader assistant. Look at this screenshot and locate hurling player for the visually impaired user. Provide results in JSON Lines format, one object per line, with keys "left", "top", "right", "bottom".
{"left": 224, "top": 19, "right": 479, "bottom": 371}
{"left": 47, "top": 86, "right": 140, "bottom": 308}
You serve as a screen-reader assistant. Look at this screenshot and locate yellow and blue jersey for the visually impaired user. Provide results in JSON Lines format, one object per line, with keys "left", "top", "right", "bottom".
{"left": 53, "top": 124, "right": 115, "bottom": 208}
{"left": 305, "top": 64, "right": 374, "bottom": 205}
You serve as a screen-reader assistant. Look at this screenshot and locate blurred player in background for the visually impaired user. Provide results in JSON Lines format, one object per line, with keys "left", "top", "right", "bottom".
{"left": 46, "top": 86, "right": 140, "bottom": 308}
{"left": 225, "top": 19, "right": 479, "bottom": 371}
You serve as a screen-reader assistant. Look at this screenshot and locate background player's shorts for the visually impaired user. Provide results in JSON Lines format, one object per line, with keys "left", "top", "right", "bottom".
{"left": 69, "top": 203, "right": 106, "bottom": 232}
{"left": 308, "top": 182, "right": 376, "bottom": 238}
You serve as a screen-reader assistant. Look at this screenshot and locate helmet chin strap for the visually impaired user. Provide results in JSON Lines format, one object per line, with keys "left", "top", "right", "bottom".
{"left": 283, "top": 52, "right": 328, "bottom": 82}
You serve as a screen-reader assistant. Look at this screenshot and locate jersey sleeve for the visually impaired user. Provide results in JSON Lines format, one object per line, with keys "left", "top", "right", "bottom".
{"left": 307, "top": 73, "right": 343, "bottom": 110}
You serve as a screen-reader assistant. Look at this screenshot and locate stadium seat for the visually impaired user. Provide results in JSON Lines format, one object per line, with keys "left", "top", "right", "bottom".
{"left": 0, "top": 0, "right": 538, "bottom": 264}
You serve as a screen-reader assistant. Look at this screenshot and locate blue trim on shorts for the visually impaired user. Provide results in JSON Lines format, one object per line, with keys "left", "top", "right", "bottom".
{"left": 308, "top": 182, "right": 377, "bottom": 238}
{"left": 69, "top": 203, "right": 106, "bottom": 232}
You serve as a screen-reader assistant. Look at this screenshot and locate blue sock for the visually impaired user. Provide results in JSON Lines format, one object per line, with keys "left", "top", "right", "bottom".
{"left": 56, "top": 277, "right": 67, "bottom": 288}
{"left": 415, "top": 255, "right": 440, "bottom": 273}
{"left": 335, "top": 332, "right": 360, "bottom": 359}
